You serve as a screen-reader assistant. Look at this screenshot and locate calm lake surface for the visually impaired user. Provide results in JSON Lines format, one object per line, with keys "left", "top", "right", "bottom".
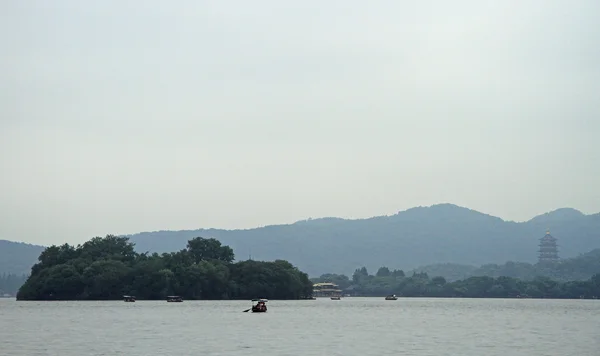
{"left": 0, "top": 297, "right": 598, "bottom": 356}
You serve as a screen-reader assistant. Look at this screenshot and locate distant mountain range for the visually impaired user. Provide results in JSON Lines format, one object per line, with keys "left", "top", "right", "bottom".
{"left": 3, "top": 204, "right": 600, "bottom": 278}
{"left": 0, "top": 240, "right": 45, "bottom": 275}
{"left": 126, "top": 204, "right": 600, "bottom": 277}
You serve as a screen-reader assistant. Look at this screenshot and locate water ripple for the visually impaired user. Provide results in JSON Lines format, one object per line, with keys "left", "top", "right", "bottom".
{"left": 0, "top": 298, "right": 598, "bottom": 356}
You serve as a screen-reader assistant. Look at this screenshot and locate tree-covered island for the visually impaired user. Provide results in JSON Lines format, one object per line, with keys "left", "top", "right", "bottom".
{"left": 17, "top": 235, "right": 313, "bottom": 300}
{"left": 16, "top": 235, "right": 600, "bottom": 301}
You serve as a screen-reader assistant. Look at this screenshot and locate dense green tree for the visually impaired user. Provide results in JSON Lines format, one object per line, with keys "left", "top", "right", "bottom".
{"left": 228, "top": 259, "right": 312, "bottom": 300}
{"left": 376, "top": 267, "right": 391, "bottom": 277}
{"left": 186, "top": 237, "right": 234, "bottom": 263}
{"left": 352, "top": 267, "right": 369, "bottom": 284}
{"left": 391, "top": 269, "right": 405, "bottom": 278}
{"left": 82, "top": 260, "right": 131, "bottom": 299}
{"left": 431, "top": 276, "right": 446, "bottom": 286}
{"left": 79, "top": 235, "right": 136, "bottom": 262}
{"left": 17, "top": 235, "right": 311, "bottom": 301}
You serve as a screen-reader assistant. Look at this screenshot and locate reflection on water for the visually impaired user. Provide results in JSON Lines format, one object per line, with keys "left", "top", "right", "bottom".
{"left": 0, "top": 297, "right": 598, "bottom": 356}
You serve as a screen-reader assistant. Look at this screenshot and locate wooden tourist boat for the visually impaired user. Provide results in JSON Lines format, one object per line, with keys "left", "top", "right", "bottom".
{"left": 251, "top": 299, "right": 268, "bottom": 313}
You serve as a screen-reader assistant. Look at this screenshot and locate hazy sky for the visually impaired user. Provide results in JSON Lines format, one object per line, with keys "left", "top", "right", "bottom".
{"left": 1, "top": 1, "right": 599, "bottom": 246}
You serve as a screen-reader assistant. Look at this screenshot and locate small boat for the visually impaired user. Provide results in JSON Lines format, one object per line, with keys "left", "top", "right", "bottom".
{"left": 385, "top": 295, "right": 398, "bottom": 300}
{"left": 123, "top": 295, "right": 136, "bottom": 302}
{"left": 330, "top": 296, "right": 341, "bottom": 300}
{"left": 166, "top": 296, "right": 183, "bottom": 302}
{"left": 251, "top": 299, "right": 268, "bottom": 313}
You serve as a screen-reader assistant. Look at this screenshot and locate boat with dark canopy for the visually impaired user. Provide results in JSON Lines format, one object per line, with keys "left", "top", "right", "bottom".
{"left": 251, "top": 299, "right": 268, "bottom": 312}
{"left": 166, "top": 296, "right": 183, "bottom": 302}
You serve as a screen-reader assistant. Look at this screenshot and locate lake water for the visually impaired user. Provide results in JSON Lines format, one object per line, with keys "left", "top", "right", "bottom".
{"left": 0, "top": 297, "right": 598, "bottom": 355}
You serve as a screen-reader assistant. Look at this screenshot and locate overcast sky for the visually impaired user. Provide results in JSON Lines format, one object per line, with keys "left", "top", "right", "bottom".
{"left": 1, "top": 0, "right": 599, "bottom": 246}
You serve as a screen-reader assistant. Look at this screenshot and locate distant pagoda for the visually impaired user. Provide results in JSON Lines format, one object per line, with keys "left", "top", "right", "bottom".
{"left": 538, "top": 230, "right": 559, "bottom": 264}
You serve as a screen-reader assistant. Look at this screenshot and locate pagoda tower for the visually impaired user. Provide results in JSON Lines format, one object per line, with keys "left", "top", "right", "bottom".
{"left": 538, "top": 229, "right": 559, "bottom": 264}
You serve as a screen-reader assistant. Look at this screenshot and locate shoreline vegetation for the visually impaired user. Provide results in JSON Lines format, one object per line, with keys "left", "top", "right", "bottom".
{"left": 13, "top": 235, "right": 600, "bottom": 301}
{"left": 16, "top": 235, "right": 312, "bottom": 301}
{"left": 313, "top": 267, "right": 600, "bottom": 299}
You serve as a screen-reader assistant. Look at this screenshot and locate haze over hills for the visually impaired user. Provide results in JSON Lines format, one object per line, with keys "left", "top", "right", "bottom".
{"left": 2, "top": 204, "right": 598, "bottom": 278}
{"left": 126, "top": 204, "right": 600, "bottom": 277}
{"left": 0, "top": 240, "right": 45, "bottom": 275}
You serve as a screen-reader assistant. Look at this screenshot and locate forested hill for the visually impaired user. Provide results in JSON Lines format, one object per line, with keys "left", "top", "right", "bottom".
{"left": 409, "top": 248, "right": 600, "bottom": 282}
{"left": 127, "top": 204, "right": 600, "bottom": 277}
{"left": 0, "top": 240, "right": 45, "bottom": 275}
